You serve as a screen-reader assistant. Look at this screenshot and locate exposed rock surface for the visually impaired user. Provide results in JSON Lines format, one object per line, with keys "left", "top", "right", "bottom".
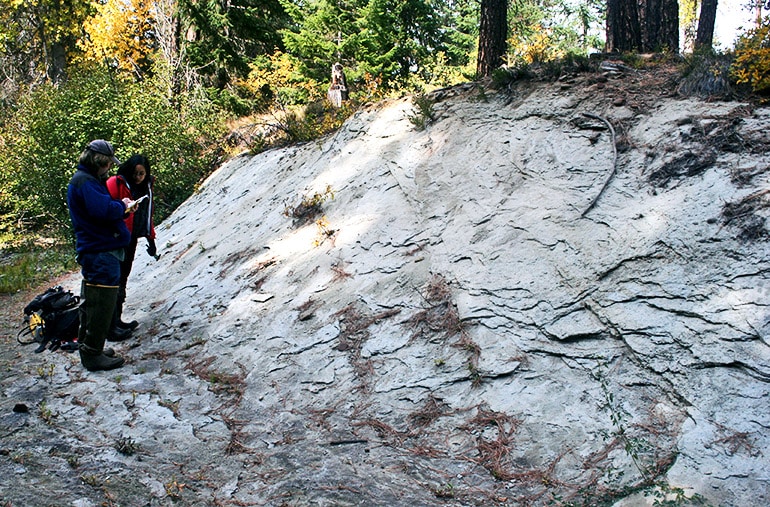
{"left": 2, "top": 68, "right": 770, "bottom": 506}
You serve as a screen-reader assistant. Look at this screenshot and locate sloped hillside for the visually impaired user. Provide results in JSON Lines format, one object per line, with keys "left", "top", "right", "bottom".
{"left": 2, "top": 67, "right": 769, "bottom": 506}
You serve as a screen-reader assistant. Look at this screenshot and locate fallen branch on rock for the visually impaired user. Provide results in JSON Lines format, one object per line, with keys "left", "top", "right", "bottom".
{"left": 581, "top": 113, "right": 618, "bottom": 218}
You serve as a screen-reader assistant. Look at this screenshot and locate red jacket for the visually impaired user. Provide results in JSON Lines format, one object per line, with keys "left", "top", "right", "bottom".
{"left": 106, "top": 175, "right": 156, "bottom": 240}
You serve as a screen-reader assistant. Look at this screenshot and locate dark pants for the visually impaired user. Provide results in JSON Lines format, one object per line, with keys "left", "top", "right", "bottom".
{"left": 119, "top": 237, "right": 138, "bottom": 288}
{"left": 78, "top": 250, "right": 123, "bottom": 287}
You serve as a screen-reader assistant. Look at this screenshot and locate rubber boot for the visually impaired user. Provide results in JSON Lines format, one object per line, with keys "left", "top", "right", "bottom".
{"left": 79, "top": 284, "right": 125, "bottom": 371}
{"left": 79, "top": 281, "right": 115, "bottom": 357}
{"left": 114, "top": 285, "right": 138, "bottom": 331}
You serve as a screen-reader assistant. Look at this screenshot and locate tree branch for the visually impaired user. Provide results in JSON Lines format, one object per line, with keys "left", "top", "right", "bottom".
{"left": 581, "top": 113, "right": 618, "bottom": 218}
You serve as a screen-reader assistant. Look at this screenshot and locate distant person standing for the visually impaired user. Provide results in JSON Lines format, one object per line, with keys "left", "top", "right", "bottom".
{"left": 327, "top": 62, "right": 349, "bottom": 108}
{"left": 67, "top": 140, "right": 135, "bottom": 371}
{"left": 107, "top": 154, "right": 158, "bottom": 333}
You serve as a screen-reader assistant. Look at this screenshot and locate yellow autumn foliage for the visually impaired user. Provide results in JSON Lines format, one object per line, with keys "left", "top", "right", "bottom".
{"left": 731, "top": 18, "right": 770, "bottom": 95}
{"left": 77, "top": 0, "right": 156, "bottom": 77}
{"left": 242, "top": 51, "right": 322, "bottom": 105}
{"left": 509, "top": 26, "right": 566, "bottom": 65}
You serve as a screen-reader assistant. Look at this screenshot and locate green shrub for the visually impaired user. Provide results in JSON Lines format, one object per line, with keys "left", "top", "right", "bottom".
{"left": 0, "top": 65, "right": 227, "bottom": 242}
{"left": 490, "top": 64, "right": 535, "bottom": 89}
{"left": 731, "top": 17, "right": 770, "bottom": 96}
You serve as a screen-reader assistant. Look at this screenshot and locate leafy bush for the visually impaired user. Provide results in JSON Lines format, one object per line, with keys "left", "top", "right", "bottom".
{"left": 248, "top": 100, "right": 357, "bottom": 153}
{"left": 0, "top": 65, "right": 227, "bottom": 242}
{"left": 243, "top": 52, "right": 323, "bottom": 109}
{"left": 731, "top": 17, "right": 770, "bottom": 96}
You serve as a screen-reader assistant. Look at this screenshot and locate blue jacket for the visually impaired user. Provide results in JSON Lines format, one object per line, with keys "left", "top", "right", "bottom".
{"left": 67, "top": 164, "right": 130, "bottom": 254}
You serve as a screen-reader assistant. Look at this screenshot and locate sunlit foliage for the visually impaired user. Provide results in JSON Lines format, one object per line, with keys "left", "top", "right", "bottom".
{"left": 77, "top": 0, "right": 158, "bottom": 79}
{"left": 507, "top": 0, "right": 603, "bottom": 66}
{"left": 279, "top": 0, "right": 477, "bottom": 93}
{"left": 731, "top": 16, "right": 770, "bottom": 95}
{"left": 0, "top": 0, "right": 93, "bottom": 88}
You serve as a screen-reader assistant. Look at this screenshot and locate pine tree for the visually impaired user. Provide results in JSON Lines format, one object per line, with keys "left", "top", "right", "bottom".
{"left": 477, "top": 0, "right": 507, "bottom": 77}
{"left": 695, "top": 0, "right": 718, "bottom": 49}
{"left": 606, "top": 0, "right": 679, "bottom": 52}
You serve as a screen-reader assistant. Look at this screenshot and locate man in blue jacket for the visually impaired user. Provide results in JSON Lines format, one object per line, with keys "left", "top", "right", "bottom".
{"left": 67, "top": 140, "right": 133, "bottom": 371}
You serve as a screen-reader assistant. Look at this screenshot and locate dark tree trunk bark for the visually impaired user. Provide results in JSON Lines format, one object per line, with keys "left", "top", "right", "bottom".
{"left": 607, "top": 0, "right": 678, "bottom": 53}
{"left": 477, "top": 0, "right": 508, "bottom": 78}
{"left": 48, "top": 42, "right": 67, "bottom": 85}
{"left": 606, "top": 0, "right": 642, "bottom": 52}
{"left": 652, "top": 0, "right": 680, "bottom": 52}
{"left": 695, "top": 0, "right": 718, "bottom": 49}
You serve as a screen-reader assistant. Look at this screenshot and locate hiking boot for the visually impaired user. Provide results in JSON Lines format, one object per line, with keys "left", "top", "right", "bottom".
{"left": 107, "top": 325, "right": 132, "bottom": 342}
{"left": 114, "top": 285, "right": 139, "bottom": 331}
{"left": 117, "top": 319, "right": 139, "bottom": 331}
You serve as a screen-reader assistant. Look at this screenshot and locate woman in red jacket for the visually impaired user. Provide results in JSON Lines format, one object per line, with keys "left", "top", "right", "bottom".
{"left": 106, "top": 154, "right": 158, "bottom": 337}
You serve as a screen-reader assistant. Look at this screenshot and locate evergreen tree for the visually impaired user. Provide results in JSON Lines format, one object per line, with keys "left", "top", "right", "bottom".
{"left": 179, "top": 0, "right": 289, "bottom": 88}
{"left": 280, "top": 0, "right": 477, "bottom": 91}
{"left": 279, "top": 0, "right": 361, "bottom": 83}
{"left": 644, "top": 0, "right": 679, "bottom": 52}
{"left": 606, "top": 0, "right": 643, "bottom": 51}
{"left": 507, "top": 0, "right": 603, "bottom": 64}
{"left": 606, "top": 0, "right": 678, "bottom": 52}
{"left": 695, "top": 0, "right": 718, "bottom": 49}
{"left": 477, "top": 0, "right": 507, "bottom": 76}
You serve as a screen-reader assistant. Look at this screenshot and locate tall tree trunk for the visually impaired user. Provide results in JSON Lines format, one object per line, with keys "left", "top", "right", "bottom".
{"left": 48, "top": 42, "right": 67, "bottom": 84}
{"left": 476, "top": 0, "right": 507, "bottom": 78}
{"left": 643, "top": 0, "right": 679, "bottom": 51}
{"left": 607, "top": 0, "right": 678, "bottom": 53}
{"left": 695, "top": 0, "right": 718, "bottom": 49}
{"left": 606, "top": 0, "right": 642, "bottom": 52}
{"left": 659, "top": 0, "right": 680, "bottom": 51}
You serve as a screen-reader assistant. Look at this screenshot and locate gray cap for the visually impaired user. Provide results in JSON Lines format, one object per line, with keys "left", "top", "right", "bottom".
{"left": 87, "top": 139, "right": 121, "bottom": 165}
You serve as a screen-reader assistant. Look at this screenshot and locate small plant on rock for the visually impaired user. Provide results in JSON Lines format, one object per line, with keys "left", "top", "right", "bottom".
{"left": 284, "top": 185, "right": 335, "bottom": 226}
{"left": 433, "top": 482, "right": 455, "bottom": 498}
{"left": 407, "top": 94, "right": 436, "bottom": 130}
{"left": 38, "top": 401, "right": 56, "bottom": 425}
{"left": 115, "top": 436, "right": 138, "bottom": 456}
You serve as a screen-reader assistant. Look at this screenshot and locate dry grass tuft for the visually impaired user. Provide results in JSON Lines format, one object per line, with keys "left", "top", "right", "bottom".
{"left": 353, "top": 418, "right": 407, "bottom": 446}
{"left": 407, "top": 395, "right": 450, "bottom": 430}
{"left": 187, "top": 356, "right": 246, "bottom": 411}
{"left": 460, "top": 405, "right": 522, "bottom": 481}
{"left": 330, "top": 259, "right": 353, "bottom": 281}
{"left": 408, "top": 274, "right": 462, "bottom": 341}
{"left": 408, "top": 274, "right": 482, "bottom": 384}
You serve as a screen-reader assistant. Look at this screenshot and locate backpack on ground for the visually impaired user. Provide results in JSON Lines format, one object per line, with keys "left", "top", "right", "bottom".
{"left": 17, "top": 286, "right": 81, "bottom": 353}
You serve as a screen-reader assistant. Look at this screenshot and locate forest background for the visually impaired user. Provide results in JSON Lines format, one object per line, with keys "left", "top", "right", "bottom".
{"left": 0, "top": 0, "right": 769, "bottom": 293}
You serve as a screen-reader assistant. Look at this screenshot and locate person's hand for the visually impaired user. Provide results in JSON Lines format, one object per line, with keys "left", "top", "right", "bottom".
{"left": 122, "top": 197, "right": 135, "bottom": 213}
{"left": 146, "top": 238, "right": 159, "bottom": 259}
